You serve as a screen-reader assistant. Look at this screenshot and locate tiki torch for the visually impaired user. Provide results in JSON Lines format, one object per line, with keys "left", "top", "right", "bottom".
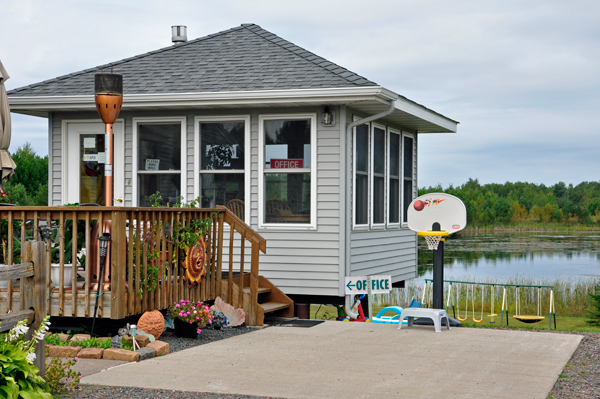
{"left": 94, "top": 71, "right": 123, "bottom": 206}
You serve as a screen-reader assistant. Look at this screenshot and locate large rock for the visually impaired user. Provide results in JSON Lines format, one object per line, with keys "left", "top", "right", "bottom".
{"left": 57, "top": 333, "right": 70, "bottom": 342}
{"left": 137, "top": 347, "right": 156, "bottom": 361}
{"left": 47, "top": 345, "right": 81, "bottom": 358}
{"left": 102, "top": 348, "right": 140, "bottom": 362}
{"left": 70, "top": 334, "right": 91, "bottom": 343}
{"left": 146, "top": 340, "right": 169, "bottom": 356}
{"left": 122, "top": 334, "right": 150, "bottom": 348}
{"left": 77, "top": 348, "right": 104, "bottom": 359}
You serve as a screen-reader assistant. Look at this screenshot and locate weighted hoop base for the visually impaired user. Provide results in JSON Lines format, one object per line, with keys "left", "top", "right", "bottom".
{"left": 417, "top": 231, "right": 449, "bottom": 250}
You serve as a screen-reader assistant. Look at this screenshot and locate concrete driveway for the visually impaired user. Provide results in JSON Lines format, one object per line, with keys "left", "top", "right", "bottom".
{"left": 82, "top": 321, "right": 581, "bottom": 399}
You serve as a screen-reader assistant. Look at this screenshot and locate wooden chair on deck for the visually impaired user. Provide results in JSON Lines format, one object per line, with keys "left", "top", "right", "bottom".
{"left": 266, "top": 200, "right": 292, "bottom": 216}
{"left": 226, "top": 199, "right": 245, "bottom": 219}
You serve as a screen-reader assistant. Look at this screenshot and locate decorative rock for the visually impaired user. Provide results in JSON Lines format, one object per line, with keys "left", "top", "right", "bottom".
{"left": 47, "top": 345, "right": 81, "bottom": 358}
{"left": 57, "top": 333, "right": 70, "bottom": 342}
{"left": 137, "top": 347, "right": 156, "bottom": 361}
{"left": 122, "top": 334, "right": 150, "bottom": 348}
{"left": 111, "top": 335, "right": 122, "bottom": 349}
{"left": 136, "top": 329, "right": 155, "bottom": 343}
{"left": 137, "top": 310, "right": 165, "bottom": 340}
{"left": 211, "top": 297, "right": 245, "bottom": 327}
{"left": 77, "top": 348, "right": 104, "bottom": 359}
{"left": 103, "top": 348, "right": 140, "bottom": 362}
{"left": 70, "top": 334, "right": 91, "bottom": 342}
{"left": 146, "top": 340, "right": 169, "bottom": 356}
{"left": 210, "top": 311, "right": 227, "bottom": 330}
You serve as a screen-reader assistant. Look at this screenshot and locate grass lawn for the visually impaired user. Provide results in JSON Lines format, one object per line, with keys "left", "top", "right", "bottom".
{"left": 309, "top": 304, "right": 600, "bottom": 333}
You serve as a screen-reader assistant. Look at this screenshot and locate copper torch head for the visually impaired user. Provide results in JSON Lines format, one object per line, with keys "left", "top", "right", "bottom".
{"left": 95, "top": 73, "right": 123, "bottom": 124}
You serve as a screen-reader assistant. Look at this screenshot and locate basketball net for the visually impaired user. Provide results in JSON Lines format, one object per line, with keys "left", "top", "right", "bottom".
{"left": 417, "top": 231, "right": 449, "bottom": 251}
{"left": 424, "top": 235, "right": 443, "bottom": 250}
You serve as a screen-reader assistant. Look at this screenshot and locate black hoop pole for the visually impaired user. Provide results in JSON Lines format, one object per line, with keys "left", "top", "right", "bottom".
{"left": 432, "top": 222, "right": 444, "bottom": 309}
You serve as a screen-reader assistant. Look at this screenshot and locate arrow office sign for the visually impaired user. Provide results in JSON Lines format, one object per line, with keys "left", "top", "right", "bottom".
{"left": 345, "top": 275, "right": 392, "bottom": 295}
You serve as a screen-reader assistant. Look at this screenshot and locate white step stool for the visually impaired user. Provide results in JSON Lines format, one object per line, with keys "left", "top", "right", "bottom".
{"left": 396, "top": 308, "right": 450, "bottom": 333}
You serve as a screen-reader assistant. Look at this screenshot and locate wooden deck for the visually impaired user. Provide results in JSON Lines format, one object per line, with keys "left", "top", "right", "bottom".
{"left": 0, "top": 205, "right": 267, "bottom": 325}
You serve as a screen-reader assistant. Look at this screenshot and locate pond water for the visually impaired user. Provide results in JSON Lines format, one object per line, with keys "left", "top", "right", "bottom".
{"left": 411, "top": 232, "right": 600, "bottom": 286}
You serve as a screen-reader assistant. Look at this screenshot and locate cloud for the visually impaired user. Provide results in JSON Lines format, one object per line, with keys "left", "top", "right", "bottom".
{"left": 3, "top": 0, "right": 600, "bottom": 187}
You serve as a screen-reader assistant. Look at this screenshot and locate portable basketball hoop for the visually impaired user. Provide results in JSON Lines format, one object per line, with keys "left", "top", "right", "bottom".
{"left": 418, "top": 231, "right": 450, "bottom": 251}
{"left": 408, "top": 193, "right": 467, "bottom": 310}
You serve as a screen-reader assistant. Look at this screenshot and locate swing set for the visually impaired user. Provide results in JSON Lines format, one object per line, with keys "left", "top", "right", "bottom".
{"left": 423, "top": 279, "right": 556, "bottom": 329}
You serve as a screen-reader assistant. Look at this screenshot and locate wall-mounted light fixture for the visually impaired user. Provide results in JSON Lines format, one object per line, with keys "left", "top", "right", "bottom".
{"left": 322, "top": 106, "right": 335, "bottom": 126}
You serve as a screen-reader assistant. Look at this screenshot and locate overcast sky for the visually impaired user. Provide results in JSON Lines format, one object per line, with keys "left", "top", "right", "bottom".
{"left": 2, "top": 0, "right": 599, "bottom": 188}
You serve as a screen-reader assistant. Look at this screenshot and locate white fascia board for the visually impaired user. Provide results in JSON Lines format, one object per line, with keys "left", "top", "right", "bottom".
{"left": 8, "top": 86, "right": 398, "bottom": 112}
{"left": 394, "top": 96, "right": 458, "bottom": 133}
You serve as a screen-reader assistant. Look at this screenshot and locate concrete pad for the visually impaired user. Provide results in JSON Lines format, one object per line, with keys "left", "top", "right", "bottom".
{"left": 81, "top": 322, "right": 582, "bottom": 399}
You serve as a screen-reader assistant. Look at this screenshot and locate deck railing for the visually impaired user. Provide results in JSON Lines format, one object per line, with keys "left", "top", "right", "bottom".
{"left": 0, "top": 241, "right": 47, "bottom": 374}
{"left": 0, "top": 206, "right": 266, "bottom": 325}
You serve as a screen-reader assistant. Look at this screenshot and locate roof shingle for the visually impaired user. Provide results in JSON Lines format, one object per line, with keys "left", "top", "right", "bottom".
{"left": 8, "top": 24, "right": 377, "bottom": 97}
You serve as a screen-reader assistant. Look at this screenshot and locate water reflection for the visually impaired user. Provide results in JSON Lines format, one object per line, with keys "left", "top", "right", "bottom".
{"left": 414, "top": 232, "right": 600, "bottom": 284}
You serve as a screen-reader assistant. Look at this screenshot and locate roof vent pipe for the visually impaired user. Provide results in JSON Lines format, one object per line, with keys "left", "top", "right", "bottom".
{"left": 171, "top": 25, "right": 187, "bottom": 43}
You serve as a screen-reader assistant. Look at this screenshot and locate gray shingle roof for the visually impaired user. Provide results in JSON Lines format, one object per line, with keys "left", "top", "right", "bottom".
{"left": 8, "top": 24, "right": 377, "bottom": 97}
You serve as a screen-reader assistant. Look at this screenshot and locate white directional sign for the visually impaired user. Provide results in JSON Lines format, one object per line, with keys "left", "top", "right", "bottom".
{"left": 345, "top": 275, "right": 392, "bottom": 295}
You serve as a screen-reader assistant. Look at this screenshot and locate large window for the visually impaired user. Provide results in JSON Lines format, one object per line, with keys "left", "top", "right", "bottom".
{"left": 388, "top": 130, "right": 401, "bottom": 225}
{"left": 197, "top": 118, "right": 248, "bottom": 219}
{"left": 259, "top": 114, "right": 316, "bottom": 228}
{"left": 353, "top": 120, "right": 414, "bottom": 229}
{"left": 403, "top": 134, "right": 415, "bottom": 223}
{"left": 134, "top": 119, "right": 184, "bottom": 207}
{"left": 372, "top": 125, "right": 386, "bottom": 226}
{"left": 354, "top": 124, "right": 369, "bottom": 226}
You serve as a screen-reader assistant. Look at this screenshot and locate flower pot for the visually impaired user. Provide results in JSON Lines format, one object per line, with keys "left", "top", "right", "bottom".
{"left": 51, "top": 263, "right": 73, "bottom": 288}
{"left": 174, "top": 317, "right": 198, "bottom": 338}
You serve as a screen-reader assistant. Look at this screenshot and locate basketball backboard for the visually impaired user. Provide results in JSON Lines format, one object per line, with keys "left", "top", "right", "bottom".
{"left": 407, "top": 193, "right": 467, "bottom": 234}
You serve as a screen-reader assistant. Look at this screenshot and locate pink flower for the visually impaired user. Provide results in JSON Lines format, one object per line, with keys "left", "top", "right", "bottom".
{"left": 197, "top": 328, "right": 201, "bottom": 334}
{"left": 175, "top": 304, "right": 180, "bottom": 308}
{"left": 189, "top": 320, "right": 193, "bottom": 324}
{"left": 75, "top": 357, "right": 79, "bottom": 362}
{"left": 192, "top": 306, "right": 196, "bottom": 310}
{"left": 79, "top": 376, "right": 82, "bottom": 380}
{"left": 209, "top": 319, "right": 212, "bottom": 324}
{"left": 67, "top": 387, "right": 71, "bottom": 391}
{"left": 196, "top": 317, "right": 199, "bottom": 320}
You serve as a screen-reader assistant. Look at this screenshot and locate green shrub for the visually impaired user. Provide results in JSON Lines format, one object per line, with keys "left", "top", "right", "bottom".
{"left": 586, "top": 285, "right": 600, "bottom": 325}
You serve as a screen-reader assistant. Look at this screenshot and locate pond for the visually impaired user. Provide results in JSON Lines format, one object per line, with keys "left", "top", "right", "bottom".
{"left": 411, "top": 232, "right": 600, "bottom": 286}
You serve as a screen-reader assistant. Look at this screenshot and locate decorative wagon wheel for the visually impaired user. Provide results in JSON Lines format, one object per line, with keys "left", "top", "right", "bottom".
{"left": 182, "top": 236, "right": 207, "bottom": 286}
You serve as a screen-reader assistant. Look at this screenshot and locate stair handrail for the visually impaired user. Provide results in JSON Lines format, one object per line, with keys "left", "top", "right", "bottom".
{"left": 216, "top": 206, "right": 266, "bottom": 325}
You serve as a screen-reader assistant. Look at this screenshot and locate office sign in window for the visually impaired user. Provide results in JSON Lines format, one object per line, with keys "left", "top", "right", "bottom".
{"left": 270, "top": 159, "right": 303, "bottom": 169}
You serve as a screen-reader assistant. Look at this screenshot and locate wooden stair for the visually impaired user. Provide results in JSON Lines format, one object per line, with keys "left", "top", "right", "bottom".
{"left": 220, "top": 274, "right": 294, "bottom": 326}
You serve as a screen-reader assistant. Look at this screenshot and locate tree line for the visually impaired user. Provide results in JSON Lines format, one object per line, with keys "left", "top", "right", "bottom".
{"left": 420, "top": 179, "right": 600, "bottom": 226}
{"left": 1, "top": 143, "right": 48, "bottom": 206}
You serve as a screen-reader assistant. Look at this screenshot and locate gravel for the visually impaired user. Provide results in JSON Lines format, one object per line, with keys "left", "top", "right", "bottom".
{"left": 56, "top": 325, "right": 600, "bottom": 399}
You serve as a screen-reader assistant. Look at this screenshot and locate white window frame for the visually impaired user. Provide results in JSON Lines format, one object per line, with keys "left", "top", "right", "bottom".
{"left": 132, "top": 116, "right": 187, "bottom": 207}
{"left": 401, "top": 132, "right": 415, "bottom": 226}
{"left": 370, "top": 123, "right": 387, "bottom": 229}
{"left": 352, "top": 118, "right": 370, "bottom": 230}
{"left": 387, "top": 127, "right": 402, "bottom": 228}
{"left": 194, "top": 115, "right": 251, "bottom": 223}
{"left": 258, "top": 113, "right": 317, "bottom": 230}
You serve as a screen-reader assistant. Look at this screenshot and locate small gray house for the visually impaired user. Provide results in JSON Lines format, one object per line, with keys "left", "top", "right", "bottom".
{"left": 8, "top": 24, "right": 457, "bottom": 305}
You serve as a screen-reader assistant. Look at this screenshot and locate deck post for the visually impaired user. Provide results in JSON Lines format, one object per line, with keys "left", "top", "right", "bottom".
{"left": 111, "top": 210, "right": 127, "bottom": 319}
{"left": 31, "top": 241, "right": 47, "bottom": 375}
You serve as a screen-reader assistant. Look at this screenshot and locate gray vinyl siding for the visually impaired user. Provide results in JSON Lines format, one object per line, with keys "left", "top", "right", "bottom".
{"left": 346, "top": 107, "right": 419, "bottom": 284}
{"left": 50, "top": 107, "right": 343, "bottom": 297}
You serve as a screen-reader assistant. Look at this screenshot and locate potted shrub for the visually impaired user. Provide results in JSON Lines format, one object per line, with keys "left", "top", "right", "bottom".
{"left": 167, "top": 299, "right": 213, "bottom": 338}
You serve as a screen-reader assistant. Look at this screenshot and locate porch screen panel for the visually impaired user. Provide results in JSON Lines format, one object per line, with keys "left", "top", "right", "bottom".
{"left": 373, "top": 127, "right": 385, "bottom": 224}
{"left": 354, "top": 124, "right": 369, "bottom": 225}
{"left": 403, "top": 135, "right": 414, "bottom": 222}
{"left": 389, "top": 132, "right": 400, "bottom": 224}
